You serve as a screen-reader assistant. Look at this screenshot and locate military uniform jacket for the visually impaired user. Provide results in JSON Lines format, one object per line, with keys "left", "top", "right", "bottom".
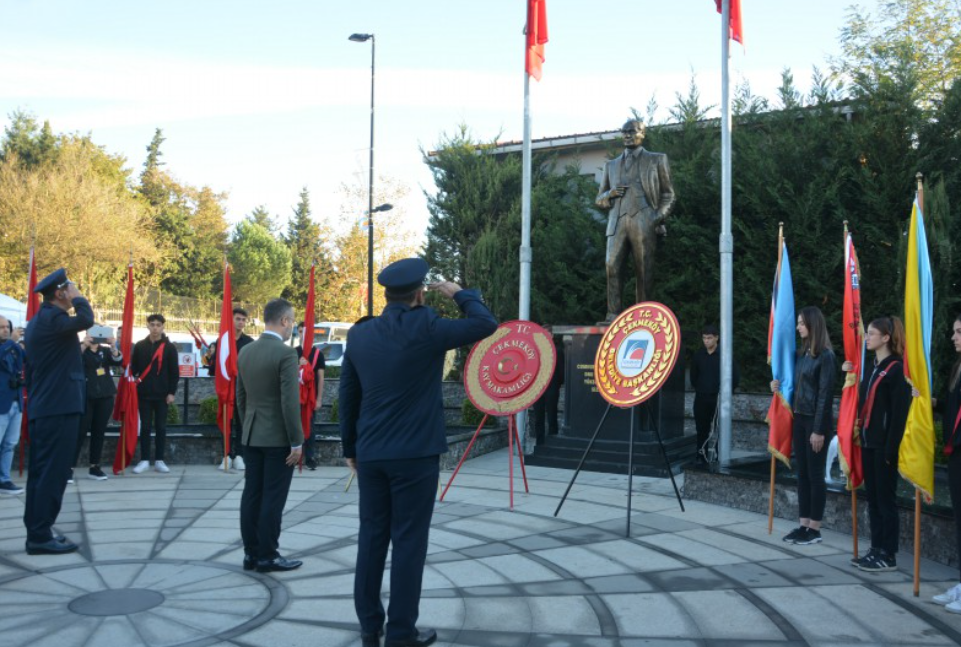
{"left": 24, "top": 298, "right": 95, "bottom": 421}
{"left": 236, "top": 333, "right": 304, "bottom": 448}
{"left": 595, "top": 147, "right": 676, "bottom": 236}
{"left": 339, "top": 289, "right": 498, "bottom": 461}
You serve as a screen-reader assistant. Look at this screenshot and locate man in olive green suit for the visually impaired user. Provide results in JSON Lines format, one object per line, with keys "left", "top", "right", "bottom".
{"left": 237, "top": 298, "right": 304, "bottom": 573}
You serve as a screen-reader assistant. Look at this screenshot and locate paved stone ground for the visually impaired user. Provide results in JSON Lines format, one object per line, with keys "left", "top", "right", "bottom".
{"left": 2, "top": 449, "right": 961, "bottom": 647}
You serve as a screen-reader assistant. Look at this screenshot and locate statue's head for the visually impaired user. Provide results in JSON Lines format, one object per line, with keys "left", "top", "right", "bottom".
{"left": 621, "top": 119, "right": 645, "bottom": 149}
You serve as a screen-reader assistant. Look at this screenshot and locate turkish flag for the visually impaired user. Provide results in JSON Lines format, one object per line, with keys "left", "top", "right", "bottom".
{"left": 215, "top": 263, "right": 238, "bottom": 456}
{"left": 715, "top": 0, "right": 744, "bottom": 45}
{"left": 299, "top": 265, "right": 317, "bottom": 445}
{"left": 18, "top": 247, "right": 40, "bottom": 475}
{"left": 112, "top": 263, "right": 141, "bottom": 474}
{"left": 526, "top": 0, "right": 548, "bottom": 81}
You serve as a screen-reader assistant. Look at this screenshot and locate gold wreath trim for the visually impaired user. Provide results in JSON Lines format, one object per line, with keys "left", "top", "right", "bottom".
{"left": 465, "top": 329, "right": 556, "bottom": 415}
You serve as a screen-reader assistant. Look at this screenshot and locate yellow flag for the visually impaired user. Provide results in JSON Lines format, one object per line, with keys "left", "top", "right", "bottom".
{"left": 900, "top": 200, "right": 935, "bottom": 501}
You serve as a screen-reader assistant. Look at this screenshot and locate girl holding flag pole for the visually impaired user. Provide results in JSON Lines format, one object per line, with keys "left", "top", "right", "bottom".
{"left": 931, "top": 314, "right": 961, "bottom": 610}
{"left": 772, "top": 306, "right": 837, "bottom": 545}
{"left": 842, "top": 317, "right": 910, "bottom": 572}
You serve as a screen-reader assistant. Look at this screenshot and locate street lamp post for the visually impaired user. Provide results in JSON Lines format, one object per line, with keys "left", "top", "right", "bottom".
{"left": 349, "top": 32, "right": 377, "bottom": 316}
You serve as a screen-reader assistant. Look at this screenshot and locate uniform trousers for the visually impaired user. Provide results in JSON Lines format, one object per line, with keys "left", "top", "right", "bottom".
{"left": 355, "top": 456, "right": 439, "bottom": 642}
{"left": 862, "top": 447, "right": 900, "bottom": 555}
{"left": 240, "top": 445, "right": 294, "bottom": 561}
{"left": 792, "top": 414, "right": 827, "bottom": 521}
{"left": 24, "top": 414, "right": 79, "bottom": 543}
{"left": 138, "top": 399, "right": 168, "bottom": 462}
{"left": 76, "top": 397, "right": 113, "bottom": 467}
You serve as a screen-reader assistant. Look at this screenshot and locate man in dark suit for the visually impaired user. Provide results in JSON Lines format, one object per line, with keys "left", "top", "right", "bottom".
{"left": 340, "top": 258, "right": 497, "bottom": 647}
{"left": 22, "top": 268, "right": 94, "bottom": 554}
{"left": 595, "top": 118, "right": 676, "bottom": 320}
{"left": 237, "top": 298, "right": 304, "bottom": 573}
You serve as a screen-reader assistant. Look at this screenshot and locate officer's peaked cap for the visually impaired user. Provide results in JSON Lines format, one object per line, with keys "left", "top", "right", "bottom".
{"left": 34, "top": 268, "right": 69, "bottom": 295}
{"left": 378, "top": 258, "right": 428, "bottom": 293}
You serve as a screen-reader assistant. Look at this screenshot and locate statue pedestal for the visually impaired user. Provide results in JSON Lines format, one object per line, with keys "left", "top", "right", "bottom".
{"left": 526, "top": 324, "right": 695, "bottom": 477}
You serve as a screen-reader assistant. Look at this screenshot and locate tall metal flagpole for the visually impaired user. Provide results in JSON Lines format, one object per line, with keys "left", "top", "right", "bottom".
{"left": 718, "top": 0, "right": 735, "bottom": 466}
{"left": 517, "top": 27, "right": 534, "bottom": 452}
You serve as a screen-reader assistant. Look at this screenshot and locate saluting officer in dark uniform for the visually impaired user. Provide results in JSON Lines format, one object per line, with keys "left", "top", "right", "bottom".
{"left": 340, "top": 258, "right": 497, "bottom": 647}
{"left": 23, "top": 268, "right": 94, "bottom": 554}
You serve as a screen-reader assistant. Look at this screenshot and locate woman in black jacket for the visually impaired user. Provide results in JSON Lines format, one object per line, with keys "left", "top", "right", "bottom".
{"left": 75, "top": 333, "right": 123, "bottom": 480}
{"left": 843, "top": 317, "right": 910, "bottom": 572}
{"left": 772, "top": 306, "right": 837, "bottom": 546}
{"left": 932, "top": 314, "right": 961, "bottom": 610}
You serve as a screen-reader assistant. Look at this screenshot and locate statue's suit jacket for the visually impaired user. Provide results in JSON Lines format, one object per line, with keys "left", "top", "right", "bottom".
{"left": 236, "top": 334, "right": 304, "bottom": 449}
{"left": 595, "top": 147, "right": 676, "bottom": 236}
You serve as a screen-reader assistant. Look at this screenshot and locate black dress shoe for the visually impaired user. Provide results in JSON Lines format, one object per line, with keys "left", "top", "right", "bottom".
{"left": 243, "top": 555, "right": 256, "bottom": 571}
{"left": 361, "top": 629, "right": 383, "bottom": 647}
{"left": 26, "top": 537, "right": 79, "bottom": 555}
{"left": 255, "top": 556, "right": 302, "bottom": 572}
{"left": 386, "top": 628, "right": 437, "bottom": 647}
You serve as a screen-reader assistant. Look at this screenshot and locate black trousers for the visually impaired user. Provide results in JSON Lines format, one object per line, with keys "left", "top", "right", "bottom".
{"left": 949, "top": 450, "right": 961, "bottom": 581}
{"left": 533, "top": 380, "right": 561, "bottom": 442}
{"left": 24, "top": 414, "right": 79, "bottom": 543}
{"left": 792, "top": 414, "right": 827, "bottom": 521}
{"left": 138, "top": 399, "right": 168, "bottom": 462}
{"left": 228, "top": 404, "right": 244, "bottom": 459}
{"left": 76, "top": 397, "right": 114, "bottom": 467}
{"left": 355, "top": 456, "right": 439, "bottom": 642}
{"left": 863, "top": 447, "right": 900, "bottom": 555}
{"left": 240, "top": 445, "right": 294, "bottom": 561}
{"left": 693, "top": 392, "right": 718, "bottom": 455}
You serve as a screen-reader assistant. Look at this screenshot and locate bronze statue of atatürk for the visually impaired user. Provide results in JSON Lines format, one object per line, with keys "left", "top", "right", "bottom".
{"left": 595, "top": 119, "right": 676, "bottom": 321}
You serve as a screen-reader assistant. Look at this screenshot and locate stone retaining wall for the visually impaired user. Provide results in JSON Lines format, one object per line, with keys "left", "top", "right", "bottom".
{"left": 683, "top": 468, "right": 957, "bottom": 568}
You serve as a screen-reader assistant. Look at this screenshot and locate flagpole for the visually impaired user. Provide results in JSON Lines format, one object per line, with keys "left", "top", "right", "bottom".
{"left": 517, "top": 23, "right": 534, "bottom": 455}
{"left": 718, "top": 0, "right": 734, "bottom": 467}
{"left": 840, "top": 220, "right": 860, "bottom": 562}
{"left": 768, "top": 223, "right": 785, "bottom": 535}
{"left": 913, "top": 172, "right": 925, "bottom": 597}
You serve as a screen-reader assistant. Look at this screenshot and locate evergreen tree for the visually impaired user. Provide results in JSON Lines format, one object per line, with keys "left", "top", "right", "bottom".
{"left": 228, "top": 220, "right": 292, "bottom": 304}
{"left": 283, "top": 187, "right": 325, "bottom": 306}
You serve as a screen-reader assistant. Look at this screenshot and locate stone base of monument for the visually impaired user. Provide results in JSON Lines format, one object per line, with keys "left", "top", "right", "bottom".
{"left": 525, "top": 324, "right": 695, "bottom": 477}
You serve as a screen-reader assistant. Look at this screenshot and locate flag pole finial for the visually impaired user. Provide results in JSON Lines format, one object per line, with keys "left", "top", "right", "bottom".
{"left": 916, "top": 172, "right": 925, "bottom": 212}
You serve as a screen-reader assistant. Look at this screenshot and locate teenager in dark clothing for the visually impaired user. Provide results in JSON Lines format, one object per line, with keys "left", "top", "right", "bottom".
{"left": 297, "top": 333, "right": 325, "bottom": 470}
{"left": 932, "top": 315, "right": 961, "bottom": 611}
{"left": 772, "top": 306, "right": 837, "bottom": 546}
{"left": 842, "top": 317, "right": 910, "bottom": 572}
{"left": 534, "top": 335, "right": 565, "bottom": 443}
{"left": 689, "top": 323, "right": 739, "bottom": 463}
{"left": 130, "top": 314, "right": 179, "bottom": 474}
{"left": 75, "top": 332, "right": 123, "bottom": 481}
{"left": 208, "top": 307, "right": 255, "bottom": 470}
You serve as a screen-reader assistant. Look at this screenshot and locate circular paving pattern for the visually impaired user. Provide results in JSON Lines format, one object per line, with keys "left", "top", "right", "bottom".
{"left": 0, "top": 561, "right": 285, "bottom": 647}
{"left": 69, "top": 588, "right": 165, "bottom": 616}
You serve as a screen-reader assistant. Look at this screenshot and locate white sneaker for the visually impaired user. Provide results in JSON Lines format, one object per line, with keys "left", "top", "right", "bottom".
{"left": 217, "top": 457, "right": 231, "bottom": 470}
{"left": 154, "top": 460, "right": 170, "bottom": 474}
{"left": 233, "top": 456, "right": 246, "bottom": 471}
{"left": 947, "top": 599, "right": 961, "bottom": 614}
{"left": 132, "top": 460, "right": 149, "bottom": 474}
{"left": 933, "top": 583, "right": 961, "bottom": 605}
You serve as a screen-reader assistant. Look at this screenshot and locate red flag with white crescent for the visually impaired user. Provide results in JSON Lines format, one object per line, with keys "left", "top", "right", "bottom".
{"left": 215, "top": 263, "right": 238, "bottom": 454}
{"left": 112, "top": 263, "right": 141, "bottom": 474}
{"left": 300, "top": 264, "right": 317, "bottom": 443}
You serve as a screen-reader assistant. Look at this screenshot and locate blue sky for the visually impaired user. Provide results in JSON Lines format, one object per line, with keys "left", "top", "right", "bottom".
{"left": 1, "top": 1, "right": 865, "bottom": 235}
